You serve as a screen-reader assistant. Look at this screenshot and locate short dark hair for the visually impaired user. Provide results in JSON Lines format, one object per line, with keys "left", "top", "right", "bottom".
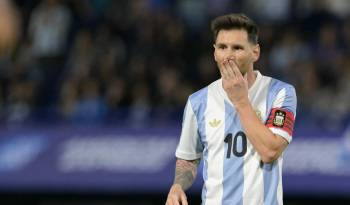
{"left": 211, "top": 13, "right": 259, "bottom": 44}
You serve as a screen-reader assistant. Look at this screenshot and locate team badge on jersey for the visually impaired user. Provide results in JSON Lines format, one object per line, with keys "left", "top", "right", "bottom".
{"left": 266, "top": 108, "right": 295, "bottom": 136}
{"left": 273, "top": 110, "right": 286, "bottom": 127}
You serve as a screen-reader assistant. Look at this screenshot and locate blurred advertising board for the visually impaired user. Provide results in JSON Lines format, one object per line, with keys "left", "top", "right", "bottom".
{"left": 0, "top": 123, "right": 349, "bottom": 196}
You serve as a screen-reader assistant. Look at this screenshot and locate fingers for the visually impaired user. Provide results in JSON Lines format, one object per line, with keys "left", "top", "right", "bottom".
{"left": 166, "top": 197, "right": 180, "bottom": 205}
{"left": 221, "top": 59, "right": 244, "bottom": 81}
{"left": 173, "top": 198, "right": 180, "bottom": 205}
{"left": 180, "top": 193, "right": 188, "bottom": 205}
{"left": 222, "top": 60, "right": 235, "bottom": 79}
{"left": 228, "top": 59, "right": 243, "bottom": 79}
{"left": 220, "top": 62, "right": 229, "bottom": 80}
{"left": 166, "top": 190, "right": 187, "bottom": 205}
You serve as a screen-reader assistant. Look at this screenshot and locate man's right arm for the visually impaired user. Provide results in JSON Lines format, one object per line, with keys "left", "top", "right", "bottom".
{"left": 166, "top": 158, "right": 200, "bottom": 205}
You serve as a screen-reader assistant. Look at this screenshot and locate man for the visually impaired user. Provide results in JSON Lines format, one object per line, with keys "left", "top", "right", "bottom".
{"left": 166, "top": 13, "right": 297, "bottom": 205}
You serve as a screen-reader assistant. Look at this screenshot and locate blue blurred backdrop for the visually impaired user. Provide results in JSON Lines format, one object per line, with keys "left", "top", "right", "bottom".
{"left": 0, "top": 0, "right": 350, "bottom": 204}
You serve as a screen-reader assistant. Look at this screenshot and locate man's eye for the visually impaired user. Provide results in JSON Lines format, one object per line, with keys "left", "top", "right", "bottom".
{"left": 219, "top": 46, "right": 226, "bottom": 49}
{"left": 234, "top": 46, "right": 243, "bottom": 50}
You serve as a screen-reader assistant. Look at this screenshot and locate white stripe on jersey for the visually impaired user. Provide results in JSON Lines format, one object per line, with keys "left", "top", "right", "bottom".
{"left": 176, "top": 99, "right": 202, "bottom": 160}
{"left": 202, "top": 82, "right": 226, "bottom": 204}
{"left": 242, "top": 72, "right": 271, "bottom": 205}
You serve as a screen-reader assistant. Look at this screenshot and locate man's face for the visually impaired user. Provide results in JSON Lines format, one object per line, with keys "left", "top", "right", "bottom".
{"left": 213, "top": 29, "right": 260, "bottom": 76}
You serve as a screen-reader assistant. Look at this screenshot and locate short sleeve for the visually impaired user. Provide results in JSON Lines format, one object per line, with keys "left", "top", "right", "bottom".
{"left": 175, "top": 99, "right": 203, "bottom": 160}
{"left": 266, "top": 85, "right": 297, "bottom": 143}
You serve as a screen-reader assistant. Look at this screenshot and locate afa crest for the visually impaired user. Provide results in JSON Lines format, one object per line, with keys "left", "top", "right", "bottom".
{"left": 273, "top": 110, "right": 286, "bottom": 127}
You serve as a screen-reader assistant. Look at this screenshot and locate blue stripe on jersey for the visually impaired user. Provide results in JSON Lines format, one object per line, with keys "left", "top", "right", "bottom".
{"left": 263, "top": 162, "right": 279, "bottom": 205}
{"left": 266, "top": 79, "right": 282, "bottom": 117}
{"left": 266, "top": 79, "right": 297, "bottom": 116}
{"left": 264, "top": 79, "right": 296, "bottom": 205}
{"left": 222, "top": 101, "right": 244, "bottom": 205}
{"left": 189, "top": 87, "right": 208, "bottom": 205}
{"left": 281, "top": 85, "right": 297, "bottom": 114}
{"left": 264, "top": 79, "right": 283, "bottom": 205}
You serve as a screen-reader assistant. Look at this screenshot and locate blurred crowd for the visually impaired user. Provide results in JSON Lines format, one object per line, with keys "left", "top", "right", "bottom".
{"left": 0, "top": 0, "right": 349, "bottom": 129}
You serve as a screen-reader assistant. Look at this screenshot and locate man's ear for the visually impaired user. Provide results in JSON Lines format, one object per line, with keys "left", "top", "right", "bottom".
{"left": 213, "top": 44, "right": 217, "bottom": 62}
{"left": 252, "top": 44, "right": 260, "bottom": 62}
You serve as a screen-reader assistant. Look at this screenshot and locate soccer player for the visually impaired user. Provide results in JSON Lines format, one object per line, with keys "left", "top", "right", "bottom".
{"left": 166, "top": 13, "right": 297, "bottom": 205}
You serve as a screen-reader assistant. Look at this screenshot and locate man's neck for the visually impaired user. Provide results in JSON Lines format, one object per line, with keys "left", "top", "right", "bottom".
{"left": 245, "top": 69, "right": 257, "bottom": 89}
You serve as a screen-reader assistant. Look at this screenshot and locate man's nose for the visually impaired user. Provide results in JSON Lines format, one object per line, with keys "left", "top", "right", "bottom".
{"left": 226, "top": 49, "right": 237, "bottom": 60}
{"left": 226, "top": 54, "right": 236, "bottom": 61}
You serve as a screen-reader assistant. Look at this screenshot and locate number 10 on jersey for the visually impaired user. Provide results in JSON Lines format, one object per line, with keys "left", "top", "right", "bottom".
{"left": 224, "top": 131, "right": 247, "bottom": 158}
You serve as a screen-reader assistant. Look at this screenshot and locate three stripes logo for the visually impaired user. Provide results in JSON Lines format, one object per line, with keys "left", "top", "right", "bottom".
{"left": 209, "top": 118, "right": 221, "bottom": 127}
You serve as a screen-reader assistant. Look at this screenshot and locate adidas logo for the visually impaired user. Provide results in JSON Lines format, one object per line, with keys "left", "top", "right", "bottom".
{"left": 209, "top": 118, "right": 221, "bottom": 127}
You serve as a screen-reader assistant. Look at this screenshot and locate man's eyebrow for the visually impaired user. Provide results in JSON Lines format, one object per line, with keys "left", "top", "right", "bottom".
{"left": 215, "top": 43, "right": 227, "bottom": 46}
{"left": 216, "top": 42, "right": 244, "bottom": 47}
{"left": 232, "top": 44, "right": 244, "bottom": 48}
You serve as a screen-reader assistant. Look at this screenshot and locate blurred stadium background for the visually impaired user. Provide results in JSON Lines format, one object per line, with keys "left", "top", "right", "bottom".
{"left": 0, "top": 0, "right": 350, "bottom": 204}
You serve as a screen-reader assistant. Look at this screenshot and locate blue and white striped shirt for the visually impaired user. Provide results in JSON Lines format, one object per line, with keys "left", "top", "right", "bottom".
{"left": 176, "top": 71, "right": 297, "bottom": 205}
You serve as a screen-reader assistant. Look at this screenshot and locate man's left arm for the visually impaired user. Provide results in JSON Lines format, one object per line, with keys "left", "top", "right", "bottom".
{"left": 235, "top": 100, "right": 294, "bottom": 163}
{"left": 222, "top": 59, "right": 296, "bottom": 163}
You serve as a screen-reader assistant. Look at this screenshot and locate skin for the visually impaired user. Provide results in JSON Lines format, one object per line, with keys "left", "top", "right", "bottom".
{"left": 213, "top": 29, "right": 288, "bottom": 164}
{"left": 166, "top": 28, "right": 288, "bottom": 205}
{"left": 166, "top": 159, "right": 200, "bottom": 205}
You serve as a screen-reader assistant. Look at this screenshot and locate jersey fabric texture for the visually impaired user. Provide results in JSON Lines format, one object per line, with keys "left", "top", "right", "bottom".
{"left": 175, "top": 71, "right": 297, "bottom": 205}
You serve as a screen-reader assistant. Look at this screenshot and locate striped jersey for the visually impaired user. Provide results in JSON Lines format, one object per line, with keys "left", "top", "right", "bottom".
{"left": 175, "top": 71, "right": 297, "bottom": 205}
